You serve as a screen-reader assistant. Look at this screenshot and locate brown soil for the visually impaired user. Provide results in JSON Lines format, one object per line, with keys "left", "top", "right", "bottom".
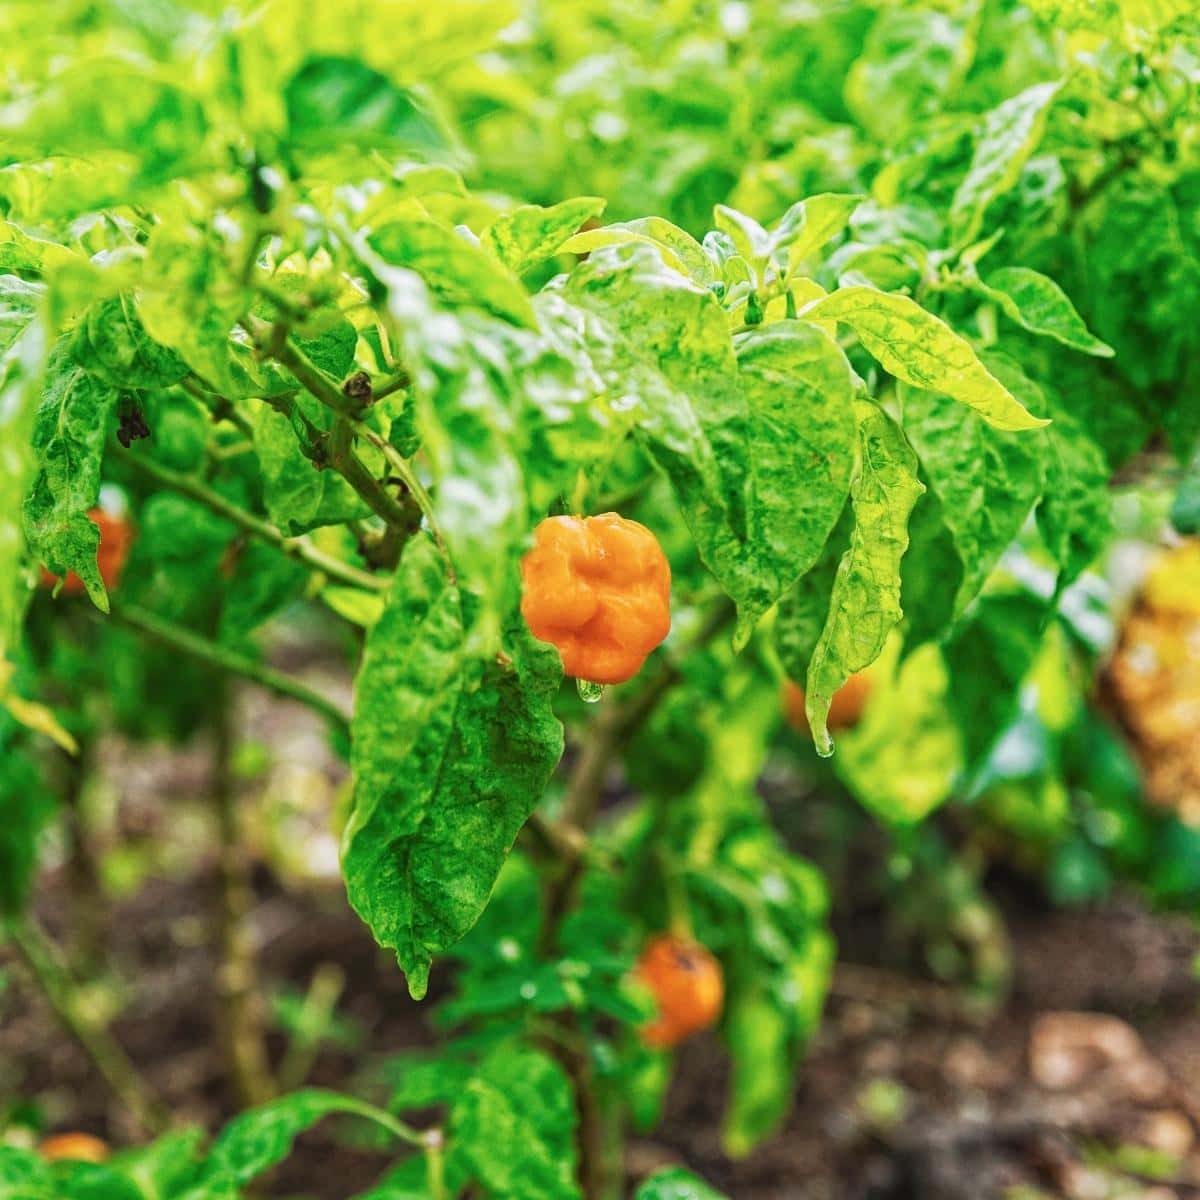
{"left": 3, "top": 675, "right": 1199, "bottom": 1200}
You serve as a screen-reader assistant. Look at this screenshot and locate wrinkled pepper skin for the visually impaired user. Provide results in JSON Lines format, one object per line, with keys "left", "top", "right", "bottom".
{"left": 520, "top": 513, "right": 671, "bottom": 685}
{"left": 40, "top": 508, "right": 132, "bottom": 596}
{"left": 635, "top": 933, "right": 724, "bottom": 1049}
{"left": 783, "top": 672, "right": 872, "bottom": 735}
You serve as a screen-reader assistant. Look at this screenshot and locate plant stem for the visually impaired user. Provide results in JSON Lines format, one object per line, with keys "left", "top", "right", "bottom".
{"left": 6, "top": 916, "right": 169, "bottom": 1136}
{"left": 182, "top": 375, "right": 256, "bottom": 440}
{"left": 536, "top": 597, "right": 735, "bottom": 1198}
{"left": 559, "top": 597, "right": 736, "bottom": 830}
{"left": 326, "top": 414, "right": 421, "bottom": 533}
{"left": 249, "top": 317, "right": 435, "bottom": 558}
{"left": 252, "top": 319, "right": 365, "bottom": 418}
{"left": 106, "top": 603, "right": 351, "bottom": 735}
{"left": 372, "top": 371, "right": 411, "bottom": 401}
{"left": 59, "top": 735, "right": 106, "bottom": 973}
{"left": 113, "top": 443, "right": 388, "bottom": 594}
{"left": 276, "top": 962, "right": 346, "bottom": 1092}
{"left": 210, "top": 675, "right": 275, "bottom": 1108}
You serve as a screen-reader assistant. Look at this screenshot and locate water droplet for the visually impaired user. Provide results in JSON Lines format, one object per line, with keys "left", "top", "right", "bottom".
{"left": 577, "top": 678, "right": 606, "bottom": 704}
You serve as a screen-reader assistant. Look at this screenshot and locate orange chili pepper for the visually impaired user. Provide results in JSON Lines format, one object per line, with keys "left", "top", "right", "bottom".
{"left": 783, "top": 672, "right": 872, "bottom": 735}
{"left": 520, "top": 513, "right": 671, "bottom": 685}
{"left": 40, "top": 1133, "right": 110, "bottom": 1164}
{"left": 40, "top": 508, "right": 132, "bottom": 596}
{"left": 635, "top": 933, "right": 724, "bottom": 1049}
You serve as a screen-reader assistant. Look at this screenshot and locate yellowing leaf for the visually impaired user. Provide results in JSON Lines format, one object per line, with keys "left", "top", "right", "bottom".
{"left": 804, "top": 287, "right": 1049, "bottom": 432}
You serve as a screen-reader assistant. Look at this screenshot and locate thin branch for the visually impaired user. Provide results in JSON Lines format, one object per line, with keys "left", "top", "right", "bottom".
{"left": 248, "top": 317, "right": 364, "bottom": 419}
{"left": 181, "top": 375, "right": 256, "bottom": 440}
{"left": 106, "top": 603, "right": 351, "bottom": 735}
{"left": 211, "top": 675, "right": 275, "bottom": 1107}
{"left": 247, "top": 311, "right": 435, "bottom": 553}
{"left": 276, "top": 963, "right": 347, "bottom": 1092}
{"left": 372, "top": 371, "right": 411, "bottom": 401}
{"left": 114, "top": 443, "right": 389, "bottom": 593}
{"left": 559, "top": 597, "right": 736, "bottom": 830}
{"left": 6, "top": 916, "right": 169, "bottom": 1137}
{"left": 531, "top": 601, "right": 734, "bottom": 1199}
{"left": 359, "top": 427, "right": 448, "bottom": 562}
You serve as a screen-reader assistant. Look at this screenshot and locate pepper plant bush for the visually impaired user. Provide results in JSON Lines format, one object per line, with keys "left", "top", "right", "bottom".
{"left": 1, "top": 0, "right": 1198, "bottom": 1197}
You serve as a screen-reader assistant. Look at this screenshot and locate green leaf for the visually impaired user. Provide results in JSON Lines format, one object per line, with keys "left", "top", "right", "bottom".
{"left": 0, "top": 745, "right": 52, "bottom": 916}
{"left": 804, "top": 402, "right": 924, "bottom": 755}
{"left": 343, "top": 535, "right": 563, "bottom": 998}
{"left": 251, "top": 397, "right": 372, "bottom": 535}
{"left": 0, "top": 308, "right": 43, "bottom": 659}
{"left": 975, "top": 267, "right": 1115, "bottom": 357}
{"left": 369, "top": 219, "right": 536, "bottom": 328}
{"left": 773, "top": 193, "right": 864, "bottom": 272}
{"left": 844, "top": 8, "right": 973, "bottom": 141}
{"left": 560, "top": 245, "right": 746, "bottom": 582}
{"left": 110, "top": 1128, "right": 205, "bottom": 1200}
{"left": 136, "top": 223, "right": 263, "bottom": 400}
{"left": 986, "top": 356, "right": 1110, "bottom": 586}
{"left": 803, "top": 287, "right": 1048, "bottom": 432}
{"left": 713, "top": 205, "right": 771, "bottom": 270}
{"left": 773, "top": 501, "right": 852, "bottom": 685}
{"left": 1, "top": 60, "right": 207, "bottom": 188}
{"left": 836, "top": 643, "right": 963, "bottom": 824}
{"left": 898, "top": 479, "right": 964, "bottom": 646}
{"left": 451, "top": 1043, "right": 580, "bottom": 1200}
{"left": 634, "top": 1167, "right": 729, "bottom": 1200}
{"left": 482, "top": 197, "right": 607, "bottom": 275}
{"left": 951, "top": 81, "right": 1061, "bottom": 242}
{"left": 43, "top": 1163, "right": 142, "bottom": 1200}
{"left": 901, "top": 384, "right": 1045, "bottom": 615}
{"left": 219, "top": 544, "right": 308, "bottom": 645}
{"left": 730, "top": 322, "right": 858, "bottom": 646}
{"left": 0, "top": 1147, "right": 50, "bottom": 1199}
{"left": 284, "top": 56, "right": 451, "bottom": 152}
{"left": 0, "top": 276, "right": 43, "bottom": 355}
{"left": 722, "top": 927, "right": 834, "bottom": 1156}
{"left": 561, "top": 219, "right": 716, "bottom": 283}
{"left": 199, "top": 1090, "right": 407, "bottom": 1188}
{"left": 944, "top": 593, "right": 1049, "bottom": 764}
{"left": 22, "top": 341, "right": 118, "bottom": 611}
{"left": 1171, "top": 443, "right": 1200, "bottom": 536}
{"left": 79, "top": 296, "right": 189, "bottom": 389}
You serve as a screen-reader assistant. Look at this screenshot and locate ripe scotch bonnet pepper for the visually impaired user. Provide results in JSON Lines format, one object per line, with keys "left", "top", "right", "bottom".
{"left": 520, "top": 513, "right": 671, "bottom": 685}
{"left": 783, "top": 672, "right": 872, "bottom": 735}
{"left": 40, "top": 508, "right": 132, "bottom": 596}
{"left": 40, "top": 1133, "right": 110, "bottom": 1164}
{"left": 635, "top": 934, "right": 724, "bottom": 1049}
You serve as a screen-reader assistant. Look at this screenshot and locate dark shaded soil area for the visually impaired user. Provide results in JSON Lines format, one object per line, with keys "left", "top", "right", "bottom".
{"left": 3, "top": 678, "right": 1200, "bottom": 1199}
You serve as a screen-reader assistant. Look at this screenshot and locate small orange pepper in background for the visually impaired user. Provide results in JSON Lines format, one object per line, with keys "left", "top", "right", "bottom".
{"left": 40, "top": 508, "right": 132, "bottom": 596}
{"left": 635, "top": 933, "right": 724, "bottom": 1049}
{"left": 39, "top": 1132, "right": 110, "bottom": 1163}
{"left": 782, "top": 672, "right": 872, "bottom": 736}
{"left": 520, "top": 513, "right": 671, "bottom": 685}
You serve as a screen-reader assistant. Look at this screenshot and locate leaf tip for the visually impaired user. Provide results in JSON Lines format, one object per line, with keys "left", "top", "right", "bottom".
{"left": 405, "top": 960, "right": 431, "bottom": 1001}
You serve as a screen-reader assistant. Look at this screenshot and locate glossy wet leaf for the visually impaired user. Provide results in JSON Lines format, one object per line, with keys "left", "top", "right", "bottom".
{"left": 951, "top": 81, "right": 1061, "bottom": 241}
{"left": 803, "top": 287, "right": 1048, "bottom": 431}
{"left": 634, "top": 1167, "right": 730, "bottom": 1200}
{"left": 976, "top": 266, "right": 1114, "bottom": 357}
{"left": 804, "top": 401, "right": 924, "bottom": 755}
{"left": 22, "top": 342, "right": 118, "bottom": 611}
{"left": 451, "top": 1043, "right": 580, "bottom": 1200}
{"left": 901, "top": 383, "right": 1045, "bottom": 614}
{"left": 343, "top": 535, "right": 563, "bottom": 998}
{"left": 482, "top": 197, "right": 606, "bottom": 275}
